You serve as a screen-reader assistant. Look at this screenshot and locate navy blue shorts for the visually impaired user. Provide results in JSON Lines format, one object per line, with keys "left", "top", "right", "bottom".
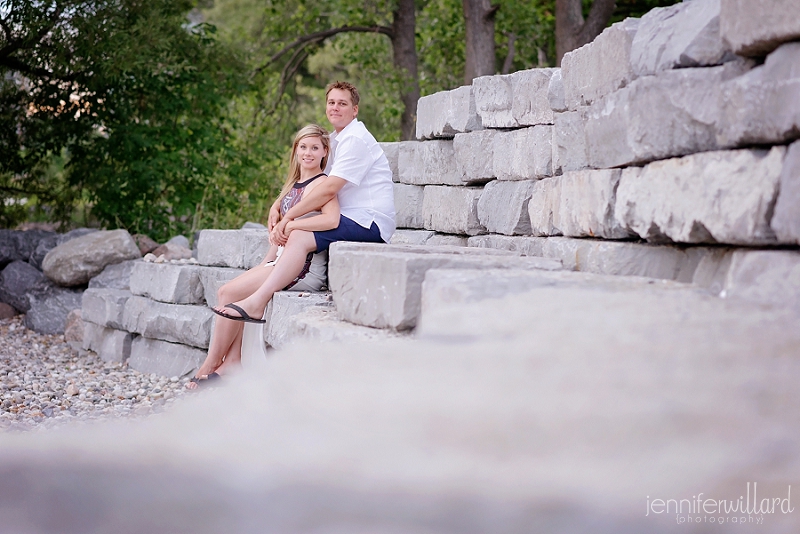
{"left": 314, "top": 215, "right": 384, "bottom": 252}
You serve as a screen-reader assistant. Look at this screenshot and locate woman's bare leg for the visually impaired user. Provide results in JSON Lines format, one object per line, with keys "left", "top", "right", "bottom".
{"left": 222, "top": 230, "right": 318, "bottom": 320}
{"left": 188, "top": 247, "right": 280, "bottom": 387}
{"left": 212, "top": 319, "right": 245, "bottom": 375}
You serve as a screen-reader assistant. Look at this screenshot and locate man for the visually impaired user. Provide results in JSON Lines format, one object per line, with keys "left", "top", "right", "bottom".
{"left": 223, "top": 81, "right": 396, "bottom": 321}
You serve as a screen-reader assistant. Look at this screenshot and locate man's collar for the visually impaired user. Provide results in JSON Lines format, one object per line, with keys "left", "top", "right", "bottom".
{"left": 331, "top": 118, "right": 361, "bottom": 141}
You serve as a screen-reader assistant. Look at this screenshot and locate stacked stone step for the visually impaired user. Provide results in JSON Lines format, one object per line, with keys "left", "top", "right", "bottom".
{"left": 382, "top": 0, "right": 800, "bottom": 313}
{"left": 79, "top": 229, "right": 405, "bottom": 376}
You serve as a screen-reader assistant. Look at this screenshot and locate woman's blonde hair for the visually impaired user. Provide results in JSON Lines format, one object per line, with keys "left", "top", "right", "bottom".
{"left": 276, "top": 124, "right": 330, "bottom": 203}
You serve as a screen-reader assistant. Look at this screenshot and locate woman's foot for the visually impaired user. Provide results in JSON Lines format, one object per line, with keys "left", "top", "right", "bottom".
{"left": 186, "top": 372, "right": 222, "bottom": 391}
{"left": 212, "top": 298, "right": 265, "bottom": 323}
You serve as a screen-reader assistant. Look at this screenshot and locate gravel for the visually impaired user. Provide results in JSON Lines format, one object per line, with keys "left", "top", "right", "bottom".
{"left": 0, "top": 314, "right": 191, "bottom": 432}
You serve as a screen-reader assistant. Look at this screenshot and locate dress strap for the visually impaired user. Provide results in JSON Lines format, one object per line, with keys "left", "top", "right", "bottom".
{"left": 293, "top": 173, "right": 328, "bottom": 189}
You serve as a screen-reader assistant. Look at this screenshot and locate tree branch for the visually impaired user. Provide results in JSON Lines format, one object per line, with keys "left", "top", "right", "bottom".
{"left": 501, "top": 32, "right": 516, "bottom": 74}
{"left": 578, "top": 0, "right": 616, "bottom": 46}
{"left": 257, "top": 25, "right": 394, "bottom": 72}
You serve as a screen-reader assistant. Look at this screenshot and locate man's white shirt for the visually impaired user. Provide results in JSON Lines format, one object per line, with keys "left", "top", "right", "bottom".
{"left": 324, "top": 119, "right": 396, "bottom": 243}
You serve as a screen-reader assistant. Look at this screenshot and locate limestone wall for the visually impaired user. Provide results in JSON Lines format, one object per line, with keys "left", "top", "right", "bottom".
{"left": 383, "top": 0, "right": 800, "bottom": 308}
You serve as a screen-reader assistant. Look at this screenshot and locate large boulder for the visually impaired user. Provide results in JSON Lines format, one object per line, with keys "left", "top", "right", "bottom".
{"left": 23, "top": 279, "right": 83, "bottom": 335}
{"left": 0, "top": 260, "right": 44, "bottom": 312}
{"left": 0, "top": 230, "right": 56, "bottom": 268}
{"left": 28, "top": 228, "right": 97, "bottom": 270}
{"left": 42, "top": 229, "right": 141, "bottom": 287}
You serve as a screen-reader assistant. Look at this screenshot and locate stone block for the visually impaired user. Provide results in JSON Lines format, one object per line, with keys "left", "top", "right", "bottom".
{"left": 493, "top": 126, "right": 552, "bottom": 181}
{"left": 129, "top": 261, "right": 204, "bottom": 305}
{"left": 42, "top": 229, "right": 141, "bottom": 287}
{"left": 390, "top": 230, "right": 469, "bottom": 247}
{"left": 630, "top": 0, "right": 732, "bottom": 77}
{"left": 477, "top": 180, "right": 537, "bottom": 235}
{"left": 473, "top": 69, "right": 557, "bottom": 129}
{"left": 717, "top": 43, "right": 800, "bottom": 148}
{"left": 584, "top": 64, "right": 751, "bottom": 169}
{"left": 547, "top": 68, "right": 566, "bottom": 113}
{"left": 561, "top": 18, "right": 640, "bottom": 110}
{"left": 122, "top": 296, "right": 213, "bottom": 349}
{"left": 23, "top": 280, "right": 83, "bottom": 335}
{"left": 398, "top": 140, "right": 462, "bottom": 186}
{"left": 88, "top": 259, "right": 135, "bottom": 290}
{"left": 196, "top": 229, "right": 271, "bottom": 269}
{"left": 264, "top": 292, "right": 331, "bottom": 349}
{"left": 772, "top": 140, "right": 800, "bottom": 244}
{"left": 721, "top": 249, "right": 800, "bottom": 312}
{"left": 721, "top": 0, "right": 800, "bottom": 56}
{"left": 81, "top": 288, "right": 132, "bottom": 330}
{"left": 415, "top": 85, "right": 482, "bottom": 140}
{"left": 467, "top": 235, "right": 547, "bottom": 257}
{"left": 425, "top": 234, "right": 468, "bottom": 247}
{"left": 529, "top": 170, "right": 632, "bottom": 239}
{"left": 328, "top": 243, "right": 561, "bottom": 330}
{"left": 393, "top": 183, "right": 424, "bottom": 229}
{"left": 82, "top": 321, "right": 133, "bottom": 363}
{"left": 198, "top": 266, "right": 246, "bottom": 308}
{"left": 511, "top": 68, "right": 558, "bottom": 126}
{"left": 615, "top": 147, "right": 787, "bottom": 245}
{"left": 128, "top": 336, "right": 206, "bottom": 377}
{"left": 422, "top": 186, "right": 485, "bottom": 236}
{"left": 552, "top": 110, "right": 588, "bottom": 175}
{"left": 379, "top": 142, "right": 402, "bottom": 182}
{"left": 453, "top": 130, "right": 497, "bottom": 184}
{"left": 0, "top": 260, "right": 43, "bottom": 312}
{"left": 691, "top": 247, "right": 737, "bottom": 294}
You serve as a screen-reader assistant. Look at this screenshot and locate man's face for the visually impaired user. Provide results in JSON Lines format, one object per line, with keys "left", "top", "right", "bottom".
{"left": 326, "top": 88, "right": 358, "bottom": 132}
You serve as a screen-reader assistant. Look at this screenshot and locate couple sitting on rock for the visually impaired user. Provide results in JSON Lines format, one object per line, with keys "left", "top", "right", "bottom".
{"left": 188, "top": 81, "right": 396, "bottom": 389}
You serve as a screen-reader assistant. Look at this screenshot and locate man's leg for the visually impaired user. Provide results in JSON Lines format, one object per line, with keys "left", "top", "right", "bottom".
{"left": 222, "top": 229, "right": 318, "bottom": 320}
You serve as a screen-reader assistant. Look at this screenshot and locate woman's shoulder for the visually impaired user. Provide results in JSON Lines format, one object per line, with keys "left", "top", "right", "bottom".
{"left": 299, "top": 173, "right": 328, "bottom": 191}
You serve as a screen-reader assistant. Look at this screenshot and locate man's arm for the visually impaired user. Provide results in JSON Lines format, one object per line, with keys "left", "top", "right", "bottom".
{"left": 283, "top": 176, "right": 347, "bottom": 221}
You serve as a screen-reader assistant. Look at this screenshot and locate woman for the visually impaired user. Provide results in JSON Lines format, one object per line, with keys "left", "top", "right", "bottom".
{"left": 187, "top": 124, "right": 339, "bottom": 389}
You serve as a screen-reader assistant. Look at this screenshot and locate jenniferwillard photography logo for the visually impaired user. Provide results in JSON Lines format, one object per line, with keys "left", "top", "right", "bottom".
{"left": 646, "top": 483, "right": 794, "bottom": 525}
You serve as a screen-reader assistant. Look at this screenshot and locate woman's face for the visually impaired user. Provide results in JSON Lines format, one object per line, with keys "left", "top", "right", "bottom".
{"left": 296, "top": 135, "right": 327, "bottom": 172}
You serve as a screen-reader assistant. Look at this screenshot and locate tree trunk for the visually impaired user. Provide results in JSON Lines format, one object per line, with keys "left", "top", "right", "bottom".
{"left": 555, "top": 0, "right": 617, "bottom": 66}
{"left": 463, "top": 0, "right": 497, "bottom": 84}
{"left": 391, "top": 0, "right": 420, "bottom": 140}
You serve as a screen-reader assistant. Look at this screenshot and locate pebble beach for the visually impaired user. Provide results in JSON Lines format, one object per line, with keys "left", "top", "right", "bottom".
{"left": 0, "top": 315, "right": 190, "bottom": 432}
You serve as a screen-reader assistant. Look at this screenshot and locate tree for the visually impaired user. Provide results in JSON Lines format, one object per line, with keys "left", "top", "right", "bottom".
{"left": 463, "top": 0, "right": 499, "bottom": 83}
{"left": 0, "top": 0, "right": 247, "bottom": 238}
{"left": 555, "top": 0, "right": 616, "bottom": 65}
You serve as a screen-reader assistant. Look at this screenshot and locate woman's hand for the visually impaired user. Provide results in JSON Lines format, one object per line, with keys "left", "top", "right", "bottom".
{"left": 267, "top": 204, "right": 281, "bottom": 232}
{"left": 270, "top": 218, "right": 291, "bottom": 246}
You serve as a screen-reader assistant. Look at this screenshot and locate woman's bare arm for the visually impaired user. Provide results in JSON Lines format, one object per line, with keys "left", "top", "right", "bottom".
{"left": 285, "top": 195, "right": 340, "bottom": 233}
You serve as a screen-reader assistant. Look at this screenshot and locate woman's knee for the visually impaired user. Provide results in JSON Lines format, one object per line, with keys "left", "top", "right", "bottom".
{"left": 286, "top": 229, "right": 317, "bottom": 252}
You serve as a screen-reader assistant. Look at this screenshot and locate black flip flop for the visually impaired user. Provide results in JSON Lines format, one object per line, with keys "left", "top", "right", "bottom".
{"left": 211, "top": 303, "right": 266, "bottom": 323}
{"left": 188, "top": 372, "right": 222, "bottom": 389}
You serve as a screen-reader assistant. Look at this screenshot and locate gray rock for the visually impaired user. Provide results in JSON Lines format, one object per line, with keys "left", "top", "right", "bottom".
{"left": 691, "top": 247, "right": 737, "bottom": 294}
{"left": 64, "top": 309, "right": 83, "bottom": 348}
{"left": 630, "top": 0, "right": 732, "bottom": 77}
{"left": 81, "top": 288, "right": 132, "bottom": 330}
{"left": 453, "top": 130, "right": 497, "bottom": 184}
{"left": 415, "top": 85, "right": 482, "bottom": 139}
{"left": 493, "top": 126, "right": 552, "bottom": 181}
{"left": 196, "top": 229, "right": 272, "bottom": 269}
{"left": 422, "top": 186, "right": 485, "bottom": 236}
{"left": 477, "top": 180, "right": 537, "bottom": 235}
{"left": 128, "top": 336, "right": 205, "bottom": 377}
{"left": 398, "top": 140, "right": 462, "bottom": 186}
{"left": 129, "top": 261, "right": 204, "bottom": 305}
{"left": 561, "top": 18, "right": 640, "bottom": 110}
{"left": 772, "top": 140, "right": 800, "bottom": 244}
{"left": 379, "top": 141, "right": 402, "bottom": 182}
{"left": 265, "top": 291, "right": 332, "bottom": 348}
{"left": 0, "top": 302, "right": 16, "bottom": 319}
{"left": 472, "top": 74, "right": 514, "bottom": 128}
{"left": 150, "top": 242, "right": 193, "bottom": 261}
{"left": 467, "top": 235, "right": 547, "bottom": 257}
{"left": 529, "top": 170, "right": 632, "bottom": 240}
{"left": 132, "top": 234, "right": 159, "bottom": 255}
{"left": 511, "top": 68, "right": 558, "bottom": 126}
{"left": 23, "top": 279, "right": 83, "bottom": 334}
{"left": 0, "top": 260, "right": 44, "bottom": 312}
{"left": 425, "top": 234, "right": 468, "bottom": 247}
{"left": 614, "top": 147, "right": 786, "bottom": 245}
{"left": 720, "top": 0, "right": 800, "bottom": 56}
{"left": 584, "top": 64, "right": 744, "bottom": 169}
{"left": 328, "top": 242, "right": 561, "bottom": 330}
{"left": 88, "top": 259, "right": 136, "bottom": 290}
{"left": 546, "top": 68, "right": 566, "bottom": 113}
{"left": 123, "top": 295, "right": 213, "bottom": 349}
{"left": 42, "top": 229, "right": 141, "bottom": 287}
{"left": 29, "top": 228, "right": 97, "bottom": 270}
{"left": 552, "top": 110, "right": 589, "bottom": 175}
{"left": 717, "top": 42, "right": 800, "bottom": 148}
{"left": 390, "top": 230, "right": 469, "bottom": 247}
{"left": 721, "top": 249, "right": 800, "bottom": 312}
{"left": 82, "top": 322, "right": 133, "bottom": 363}
{"left": 0, "top": 229, "right": 55, "bottom": 268}
{"left": 198, "top": 266, "right": 246, "bottom": 308}
{"left": 393, "top": 183, "right": 424, "bottom": 229}
{"left": 241, "top": 221, "right": 267, "bottom": 230}
{"left": 166, "top": 235, "right": 191, "bottom": 249}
